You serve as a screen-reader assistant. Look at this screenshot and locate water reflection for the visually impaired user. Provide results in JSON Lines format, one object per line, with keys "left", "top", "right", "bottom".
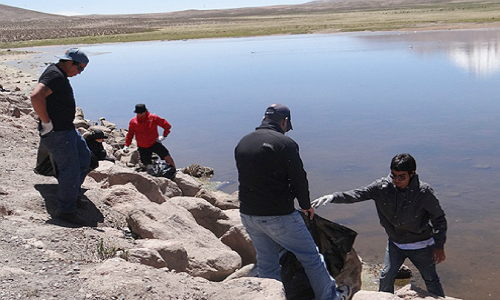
{"left": 449, "top": 40, "right": 500, "bottom": 76}
{"left": 359, "top": 28, "right": 500, "bottom": 76}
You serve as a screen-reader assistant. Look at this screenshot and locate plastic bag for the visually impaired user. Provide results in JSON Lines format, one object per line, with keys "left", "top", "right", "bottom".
{"left": 280, "top": 211, "right": 357, "bottom": 300}
{"left": 34, "top": 142, "right": 58, "bottom": 177}
{"left": 146, "top": 161, "right": 176, "bottom": 180}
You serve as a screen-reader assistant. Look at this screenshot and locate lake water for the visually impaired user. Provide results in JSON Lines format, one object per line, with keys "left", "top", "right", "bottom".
{"left": 23, "top": 29, "right": 500, "bottom": 299}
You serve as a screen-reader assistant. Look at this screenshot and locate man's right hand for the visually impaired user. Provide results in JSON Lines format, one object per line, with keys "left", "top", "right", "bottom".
{"left": 39, "top": 121, "right": 53, "bottom": 136}
{"left": 311, "top": 194, "right": 334, "bottom": 208}
{"left": 123, "top": 146, "right": 129, "bottom": 153}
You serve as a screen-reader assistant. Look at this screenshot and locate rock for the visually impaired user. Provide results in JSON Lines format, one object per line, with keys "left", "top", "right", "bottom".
{"left": 137, "top": 239, "right": 189, "bottom": 272}
{"left": 169, "top": 196, "right": 231, "bottom": 238}
{"left": 126, "top": 247, "right": 167, "bottom": 269}
{"left": 173, "top": 172, "right": 202, "bottom": 196}
{"left": 182, "top": 163, "right": 214, "bottom": 178}
{"left": 220, "top": 225, "right": 256, "bottom": 266}
{"left": 79, "top": 258, "right": 285, "bottom": 300}
{"left": 88, "top": 164, "right": 182, "bottom": 203}
{"left": 196, "top": 188, "right": 239, "bottom": 210}
{"left": 223, "top": 263, "right": 258, "bottom": 281}
{"left": 395, "top": 284, "right": 461, "bottom": 300}
{"left": 126, "top": 200, "right": 242, "bottom": 281}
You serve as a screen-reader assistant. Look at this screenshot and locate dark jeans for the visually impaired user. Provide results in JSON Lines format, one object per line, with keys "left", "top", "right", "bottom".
{"left": 379, "top": 240, "right": 445, "bottom": 297}
{"left": 40, "top": 129, "right": 91, "bottom": 213}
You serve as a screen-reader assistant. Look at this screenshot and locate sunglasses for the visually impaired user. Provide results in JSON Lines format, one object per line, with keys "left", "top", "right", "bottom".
{"left": 390, "top": 173, "right": 407, "bottom": 181}
{"left": 72, "top": 61, "right": 85, "bottom": 73}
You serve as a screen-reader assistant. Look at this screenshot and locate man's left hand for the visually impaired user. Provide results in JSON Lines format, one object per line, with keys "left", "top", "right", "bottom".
{"left": 157, "top": 136, "right": 165, "bottom": 143}
{"left": 433, "top": 248, "right": 446, "bottom": 264}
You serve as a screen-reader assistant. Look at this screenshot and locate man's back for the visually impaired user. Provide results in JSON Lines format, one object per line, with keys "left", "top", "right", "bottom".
{"left": 235, "top": 120, "right": 309, "bottom": 216}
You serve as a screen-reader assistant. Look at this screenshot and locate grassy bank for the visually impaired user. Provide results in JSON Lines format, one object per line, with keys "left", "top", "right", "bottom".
{"left": 2, "top": 1, "right": 500, "bottom": 49}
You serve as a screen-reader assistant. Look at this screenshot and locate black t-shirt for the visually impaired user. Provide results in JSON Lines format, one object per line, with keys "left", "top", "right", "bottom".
{"left": 39, "top": 64, "right": 76, "bottom": 131}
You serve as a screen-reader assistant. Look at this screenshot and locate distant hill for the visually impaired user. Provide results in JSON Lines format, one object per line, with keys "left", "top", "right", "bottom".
{"left": 0, "top": 4, "right": 68, "bottom": 21}
{"left": 1, "top": 0, "right": 497, "bottom": 46}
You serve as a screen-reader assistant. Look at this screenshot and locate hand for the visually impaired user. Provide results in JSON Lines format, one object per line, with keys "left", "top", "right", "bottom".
{"left": 433, "top": 248, "right": 446, "bottom": 264}
{"left": 123, "top": 146, "right": 129, "bottom": 153}
{"left": 157, "top": 136, "right": 165, "bottom": 143}
{"left": 39, "top": 120, "right": 53, "bottom": 136}
{"left": 302, "top": 207, "right": 315, "bottom": 220}
{"left": 311, "top": 194, "right": 334, "bottom": 208}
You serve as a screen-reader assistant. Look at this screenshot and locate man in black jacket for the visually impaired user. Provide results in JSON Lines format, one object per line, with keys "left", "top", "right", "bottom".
{"left": 313, "top": 153, "right": 446, "bottom": 296}
{"left": 235, "top": 104, "right": 351, "bottom": 300}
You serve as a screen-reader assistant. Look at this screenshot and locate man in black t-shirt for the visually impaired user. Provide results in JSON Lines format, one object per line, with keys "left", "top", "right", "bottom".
{"left": 31, "top": 48, "right": 92, "bottom": 226}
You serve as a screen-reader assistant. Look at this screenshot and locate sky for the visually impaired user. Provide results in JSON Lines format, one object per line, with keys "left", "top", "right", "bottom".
{"left": 1, "top": 0, "right": 309, "bottom": 16}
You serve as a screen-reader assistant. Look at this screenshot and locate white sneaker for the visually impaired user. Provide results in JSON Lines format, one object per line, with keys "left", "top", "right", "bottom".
{"left": 337, "top": 285, "right": 352, "bottom": 300}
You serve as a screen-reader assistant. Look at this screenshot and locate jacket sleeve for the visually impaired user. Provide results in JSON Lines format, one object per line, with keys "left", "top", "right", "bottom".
{"left": 125, "top": 120, "right": 136, "bottom": 147}
{"left": 424, "top": 187, "right": 447, "bottom": 249}
{"left": 331, "top": 180, "right": 383, "bottom": 204}
{"left": 284, "top": 142, "right": 310, "bottom": 210}
{"left": 156, "top": 115, "right": 172, "bottom": 137}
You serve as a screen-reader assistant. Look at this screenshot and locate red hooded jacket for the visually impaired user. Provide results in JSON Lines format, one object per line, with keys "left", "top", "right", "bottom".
{"left": 125, "top": 112, "right": 171, "bottom": 148}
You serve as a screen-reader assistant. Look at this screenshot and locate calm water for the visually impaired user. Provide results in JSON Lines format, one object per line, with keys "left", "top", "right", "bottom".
{"left": 23, "top": 29, "right": 500, "bottom": 299}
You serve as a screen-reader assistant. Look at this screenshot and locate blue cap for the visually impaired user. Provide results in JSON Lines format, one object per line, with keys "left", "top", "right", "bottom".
{"left": 56, "top": 48, "right": 89, "bottom": 64}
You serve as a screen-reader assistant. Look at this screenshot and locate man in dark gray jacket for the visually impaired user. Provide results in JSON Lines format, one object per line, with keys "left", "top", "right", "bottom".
{"left": 235, "top": 104, "right": 351, "bottom": 300}
{"left": 312, "top": 153, "right": 446, "bottom": 297}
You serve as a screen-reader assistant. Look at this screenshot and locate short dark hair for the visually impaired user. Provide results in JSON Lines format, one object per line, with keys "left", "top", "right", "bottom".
{"left": 390, "top": 153, "right": 416, "bottom": 173}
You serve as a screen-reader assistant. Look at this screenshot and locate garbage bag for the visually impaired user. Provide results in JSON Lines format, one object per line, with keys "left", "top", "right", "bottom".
{"left": 280, "top": 211, "right": 357, "bottom": 300}
{"left": 146, "top": 161, "right": 176, "bottom": 180}
{"left": 34, "top": 142, "right": 58, "bottom": 177}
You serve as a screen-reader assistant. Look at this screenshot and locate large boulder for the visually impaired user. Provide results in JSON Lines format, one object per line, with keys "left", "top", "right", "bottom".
{"left": 126, "top": 200, "right": 242, "bottom": 281}
{"left": 88, "top": 164, "right": 182, "bottom": 203}
{"left": 196, "top": 189, "right": 239, "bottom": 210}
{"left": 79, "top": 258, "right": 285, "bottom": 300}
{"left": 169, "top": 196, "right": 231, "bottom": 238}
{"left": 220, "top": 224, "right": 256, "bottom": 266}
{"left": 173, "top": 172, "right": 202, "bottom": 196}
{"left": 136, "top": 239, "right": 189, "bottom": 272}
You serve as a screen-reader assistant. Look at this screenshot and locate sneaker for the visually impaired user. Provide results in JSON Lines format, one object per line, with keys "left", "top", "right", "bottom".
{"left": 337, "top": 285, "right": 352, "bottom": 300}
{"left": 55, "top": 212, "right": 89, "bottom": 226}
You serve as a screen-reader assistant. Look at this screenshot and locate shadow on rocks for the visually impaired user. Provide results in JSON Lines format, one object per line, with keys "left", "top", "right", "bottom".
{"left": 35, "top": 184, "right": 103, "bottom": 227}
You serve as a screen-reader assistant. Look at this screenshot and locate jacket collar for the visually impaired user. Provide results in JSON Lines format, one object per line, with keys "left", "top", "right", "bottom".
{"left": 255, "top": 119, "right": 285, "bottom": 134}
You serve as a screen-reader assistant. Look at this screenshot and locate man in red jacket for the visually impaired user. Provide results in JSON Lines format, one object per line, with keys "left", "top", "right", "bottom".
{"left": 124, "top": 104, "right": 176, "bottom": 169}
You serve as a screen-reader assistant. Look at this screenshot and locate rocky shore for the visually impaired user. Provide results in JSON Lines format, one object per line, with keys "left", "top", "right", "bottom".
{"left": 0, "top": 50, "right": 462, "bottom": 299}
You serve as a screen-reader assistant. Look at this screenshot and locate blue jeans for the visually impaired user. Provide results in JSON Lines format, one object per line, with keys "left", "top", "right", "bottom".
{"left": 240, "top": 211, "right": 341, "bottom": 300}
{"left": 379, "top": 240, "right": 445, "bottom": 297}
{"left": 40, "top": 129, "right": 91, "bottom": 214}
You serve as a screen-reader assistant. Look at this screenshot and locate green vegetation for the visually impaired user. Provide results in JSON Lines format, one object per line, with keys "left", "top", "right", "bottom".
{"left": 96, "top": 238, "right": 121, "bottom": 260}
{"left": 2, "top": 1, "right": 499, "bottom": 48}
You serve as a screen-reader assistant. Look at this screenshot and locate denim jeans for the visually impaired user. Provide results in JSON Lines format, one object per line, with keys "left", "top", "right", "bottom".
{"left": 379, "top": 240, "right": 445, "bottom": 297}
{"left": 240, "top": 210, "right": 341, "bottom": 300}
{"left": 40, "top": 129, "right": 91, "bottom": 214}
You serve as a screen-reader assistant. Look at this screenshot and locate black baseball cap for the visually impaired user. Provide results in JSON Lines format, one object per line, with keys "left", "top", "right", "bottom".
{"left": 265, "top": 103, "right": 293, "bottom": 131}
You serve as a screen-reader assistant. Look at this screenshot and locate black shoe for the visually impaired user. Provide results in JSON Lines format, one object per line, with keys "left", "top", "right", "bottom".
{"left": 76, "top": 197, "right": 89, "bottom": 208}
{"left": 55, "top": 212, "right": 89, "bottom": 226}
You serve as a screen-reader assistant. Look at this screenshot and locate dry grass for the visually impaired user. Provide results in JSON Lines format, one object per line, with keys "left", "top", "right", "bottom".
{"left": 1, "top": 1, "right": 500, "bottom": 48}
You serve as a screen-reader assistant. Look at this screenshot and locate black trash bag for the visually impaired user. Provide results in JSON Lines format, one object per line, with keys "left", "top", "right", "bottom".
{"left": 146, "top": 161, "right": 176, "bottom": 180}
{"left": 34, "top": 142, "right": 58, "bottom": 177}
{"left": 280, "top": 211, "right": 357, "bottom": 300}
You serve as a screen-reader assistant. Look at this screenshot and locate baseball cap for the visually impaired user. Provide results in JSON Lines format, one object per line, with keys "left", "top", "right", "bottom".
{"left": 56, "top": 48, "right": 89, "bottom": 64}
{"left": 134, "top": 104, "right": 148, "bottom": 113}
{"left": 265, "top": 103, "right": 293, "bottom": 131}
